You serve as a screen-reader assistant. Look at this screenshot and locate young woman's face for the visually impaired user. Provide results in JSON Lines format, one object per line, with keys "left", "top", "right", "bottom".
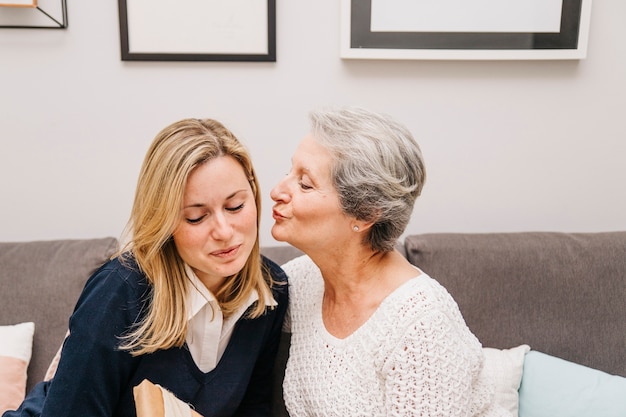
{"left": 173, "top": 155, "right": 257, "bottom": 292}
{"left": 270, "top": 134, "right": 351, "bottom": 253}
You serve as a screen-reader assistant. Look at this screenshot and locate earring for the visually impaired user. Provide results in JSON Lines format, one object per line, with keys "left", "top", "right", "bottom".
{"left": 352, "top": 225, "right": 359, "bottom": 232}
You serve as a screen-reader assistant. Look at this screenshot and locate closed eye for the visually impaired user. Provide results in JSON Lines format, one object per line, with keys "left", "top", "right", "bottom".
{"left": 299, "top": 181, "right": 313, "bottom": 191}
{"left": 226, "top": 203, "right": 245, "bottom": 212}
{"left": 186, "top": 215, "right": 206, "bottom": 224}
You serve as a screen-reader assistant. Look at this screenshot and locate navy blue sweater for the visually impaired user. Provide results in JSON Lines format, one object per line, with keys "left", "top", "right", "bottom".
{"left": 4, "top": 255, "right": 288, "bottom": 417}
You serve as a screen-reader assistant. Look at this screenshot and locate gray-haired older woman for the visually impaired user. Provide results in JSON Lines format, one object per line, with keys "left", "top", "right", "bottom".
{"left": 270, "top": 107, "right": 510, "bottom": 417}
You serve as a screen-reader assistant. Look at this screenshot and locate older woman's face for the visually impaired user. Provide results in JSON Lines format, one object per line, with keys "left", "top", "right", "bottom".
{"left": 270, "top": 134, "right": 351, "bottom": 253}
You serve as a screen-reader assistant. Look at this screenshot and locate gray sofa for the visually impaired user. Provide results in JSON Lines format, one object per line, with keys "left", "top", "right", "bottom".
{"left": 1, "top": 232, "right": 625, "bottom": 415}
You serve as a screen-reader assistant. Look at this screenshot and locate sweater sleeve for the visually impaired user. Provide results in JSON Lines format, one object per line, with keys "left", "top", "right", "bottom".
{"left": 39, "top": 261, "right": 145, "bottom": 417}
{"left": 383, "top": 309, "right": 483, "bottom": 417}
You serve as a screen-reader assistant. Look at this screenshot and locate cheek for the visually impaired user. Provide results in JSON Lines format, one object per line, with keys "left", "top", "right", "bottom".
{"left": 240, "top": 207, "right": 259, "bottom": 235}
{"left": 293, "top": 199, "right": 331, "bottom": 223}
{"left": 172, "top": 224, "right": 201, "bottom": 254}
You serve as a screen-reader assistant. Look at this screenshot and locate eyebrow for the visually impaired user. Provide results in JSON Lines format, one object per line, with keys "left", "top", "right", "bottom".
{"left": 183, "top": 189, "right": 248, "bottom": 209}
{"left": 291, "top": 159, "right": 312, "bottom": 175}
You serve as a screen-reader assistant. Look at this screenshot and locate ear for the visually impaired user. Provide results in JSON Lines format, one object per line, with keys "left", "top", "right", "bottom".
{"left": 351, "top": 217, "right": 377, "bottom": 233}
{"left": 359, "top": 220, "right": 376, "bottom": 232}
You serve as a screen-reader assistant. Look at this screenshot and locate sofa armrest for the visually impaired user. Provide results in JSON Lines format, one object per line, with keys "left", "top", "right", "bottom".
{"left": 0, "top": 237, "right": 118, "bottom": 391}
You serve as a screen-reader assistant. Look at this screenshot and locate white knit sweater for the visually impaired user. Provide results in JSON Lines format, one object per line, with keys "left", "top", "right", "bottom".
{"left": 282, "top": 255, "right": 510, "bottom": 417}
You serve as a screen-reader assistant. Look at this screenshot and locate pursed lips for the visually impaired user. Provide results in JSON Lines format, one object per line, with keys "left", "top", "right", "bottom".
{"left": 272, "top": 208, "right": 288, "bottom": 220}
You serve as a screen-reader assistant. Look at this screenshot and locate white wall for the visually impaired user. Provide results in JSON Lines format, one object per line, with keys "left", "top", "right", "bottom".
{"left": 1, "top": 1, "right": 624, "bottom": 246}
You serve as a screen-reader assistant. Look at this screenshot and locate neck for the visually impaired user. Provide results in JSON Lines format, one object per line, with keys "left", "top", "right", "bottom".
{"left": 312, "top": 247, "right": 386, "bottom": 301}
{"left": 311, "top": 247, "right": 417, "bottom": 302}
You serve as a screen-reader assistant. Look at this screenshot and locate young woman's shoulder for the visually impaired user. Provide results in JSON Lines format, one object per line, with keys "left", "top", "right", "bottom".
{"left": 261, "top": 254, "right": 288, "bottom": 282}
{"left": 68, "top": 254, "right": 152, "bottom": 340}
{"left": 81, "top": 254, "right": 151, "bottom": 303}
{"left": 261, "top": 255, "right": 289, "bottom": 301}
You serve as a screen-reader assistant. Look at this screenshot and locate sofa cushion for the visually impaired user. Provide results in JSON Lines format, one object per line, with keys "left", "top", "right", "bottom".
{"left": 0, "top": 238, "right": 118, "bottom": 391}
{"left": 482, "top": 344, "right": 530, "bottom": 416}
{"left": 404, "top": 231, "right": 626, "bottom": 377}
{"left": 0, "top": 322, "right": 35, "bottom": 413}
{"left": 519, "top": 350, "right": 626, "bottom": 417}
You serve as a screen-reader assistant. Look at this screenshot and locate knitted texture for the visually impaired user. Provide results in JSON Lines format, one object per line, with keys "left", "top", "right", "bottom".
{"left": 282, "top": 256, "right": 510, "bottom": 417}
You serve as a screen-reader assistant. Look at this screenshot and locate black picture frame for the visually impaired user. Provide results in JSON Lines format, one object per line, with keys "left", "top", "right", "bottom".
{"left": 341, "top": 0, "right": 592, "bottom": 60}
{"left": 0, "top": 0, "right": 67, "bottom": 29}
{"left": 118, "top": 0, "right": 276, "bottom": 62}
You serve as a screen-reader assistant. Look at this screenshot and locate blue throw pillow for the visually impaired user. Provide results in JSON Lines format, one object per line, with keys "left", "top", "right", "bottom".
{"left": 518, "top": 351, "right": 626, "bottom": 417}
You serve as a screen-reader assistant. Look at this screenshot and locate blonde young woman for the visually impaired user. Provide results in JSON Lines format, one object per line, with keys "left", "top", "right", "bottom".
{"left": 5, "top": 119, "right": 288, "bottom": 417}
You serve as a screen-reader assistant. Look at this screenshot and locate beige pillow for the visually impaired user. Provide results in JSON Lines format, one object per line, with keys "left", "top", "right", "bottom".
{"left": 0, "top": 322, "right": 35, "bottom": 414}
{"left": 482, "top": 344, "right": 531, "bottom": 417}
{"left": 44, "top": 330, "right": 69, "bottom": 381}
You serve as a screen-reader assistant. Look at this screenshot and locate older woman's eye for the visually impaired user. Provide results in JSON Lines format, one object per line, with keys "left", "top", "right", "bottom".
{"left": 299, "top": 181, "right": 313, "bottom": 190}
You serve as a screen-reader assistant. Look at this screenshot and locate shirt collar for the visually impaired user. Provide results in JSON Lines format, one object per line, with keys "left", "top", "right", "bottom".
{"left": 184, "top": 264, "right": 276, "bottom": 321}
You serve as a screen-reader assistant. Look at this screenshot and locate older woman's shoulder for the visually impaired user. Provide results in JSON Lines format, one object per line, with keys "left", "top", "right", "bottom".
{"left": 386, "top": 273, "right": 464, "bottom": 321}
{"left": 281, "top": 254, "right": 318, "bottom": 277}
{"left": 280, "top": 255, "right": 323, "bottom": 295}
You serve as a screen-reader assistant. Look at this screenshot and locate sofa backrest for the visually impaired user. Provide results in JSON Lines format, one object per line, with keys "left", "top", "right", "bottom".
{"left": 0, "top": 238, "right": 118, "bottom": 391}
{"left": 4, "top": 233, "right": 622, "bottom": 411}
{"left": 404, "top": 231, "right": 626, "bottom": 377}
{"left": 261, "top": 245, "right": 304, "bottom": 266}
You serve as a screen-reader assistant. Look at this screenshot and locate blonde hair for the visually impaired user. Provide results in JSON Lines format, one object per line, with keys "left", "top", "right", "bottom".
{"left": 118, "top": 118, "right": 272, "bottom": 356}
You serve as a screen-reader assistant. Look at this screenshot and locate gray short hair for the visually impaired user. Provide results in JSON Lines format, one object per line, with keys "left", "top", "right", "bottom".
{"left": 310, "top": 107, "right": 426, "bottom": 252}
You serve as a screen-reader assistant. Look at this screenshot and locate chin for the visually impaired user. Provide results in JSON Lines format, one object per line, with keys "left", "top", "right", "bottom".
{"left": 270, "top": 227, "right": 288, "bottom": 243}
{"left": 221, "top": 257, "right": 248, "bottom": 278}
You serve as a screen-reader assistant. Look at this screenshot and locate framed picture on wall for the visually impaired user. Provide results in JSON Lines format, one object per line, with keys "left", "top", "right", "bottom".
{"left": 118, "top": 0, "right": 276, "bottom": 62}
{"left": 340, "top": 0, "right": 592, "bottom": 60}
{"left": 0, "top": 0, "right": 36, "bottom": 5}
{"left": 0, "top": 0, "right": 67, "bottom": 28}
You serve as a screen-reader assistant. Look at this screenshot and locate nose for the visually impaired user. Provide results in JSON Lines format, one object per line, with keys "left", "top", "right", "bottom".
{"left": 270, "top": 175, "right": 291, "bottom": 203}
{"left": 210, "top": 213, "right": 234, "bottom": 241}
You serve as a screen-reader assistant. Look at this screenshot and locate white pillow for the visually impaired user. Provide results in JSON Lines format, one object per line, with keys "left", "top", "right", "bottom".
{"left": 0, "top": 322, "right": 35, "bottom": 414}
{"left": 482, "top": 344, "right": 530, "bottom": 417}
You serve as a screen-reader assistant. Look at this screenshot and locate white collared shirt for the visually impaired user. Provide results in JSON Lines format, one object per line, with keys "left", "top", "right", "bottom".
{"left": 184, "top": 264, "right": 277, "bottom": 373}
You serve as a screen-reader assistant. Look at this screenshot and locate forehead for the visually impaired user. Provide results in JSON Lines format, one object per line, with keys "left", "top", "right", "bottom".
{"left": 184, "top": 156, "right": 249, "bottom": 197}
{"left": 294, "top": 135, "right": 333, "bottom": 171}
